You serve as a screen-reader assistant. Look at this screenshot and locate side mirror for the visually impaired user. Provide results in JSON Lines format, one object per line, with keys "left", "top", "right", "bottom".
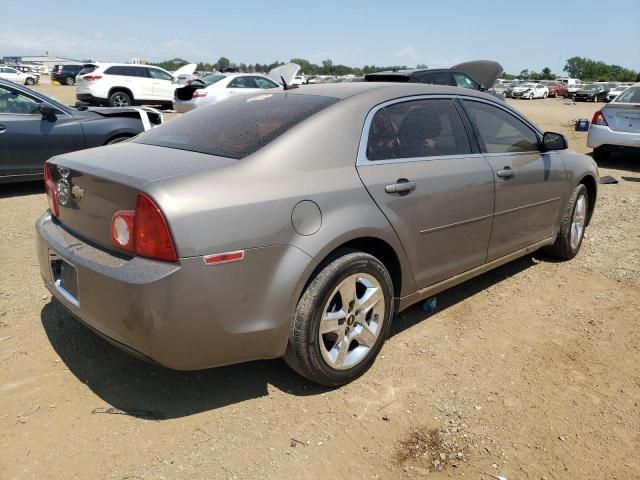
{"left": 39, "top": 102, "right": 57, "bottom": 122}
{"left": 540, "top": 131, "right": 568, "bottom": 152}
{"left": 479, "top": 85, "right": 486, "bottom": 92}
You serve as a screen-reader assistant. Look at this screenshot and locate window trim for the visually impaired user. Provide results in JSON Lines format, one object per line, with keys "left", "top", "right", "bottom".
{"left": 0, "top": 84, "right": 69, "bottom": 117}
{"left": 357, "top": 94, "right": 484, "bottom": 166}
{"left": 457, "top": 96, "right": 543, "bottom": 156}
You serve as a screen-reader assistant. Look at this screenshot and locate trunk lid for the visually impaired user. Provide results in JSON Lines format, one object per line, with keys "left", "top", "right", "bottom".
{"left": 602, "top": 103, "right": 640, "bottom": 133}
{"left": 48, "top": 142, "right": 235, "bottom": 252}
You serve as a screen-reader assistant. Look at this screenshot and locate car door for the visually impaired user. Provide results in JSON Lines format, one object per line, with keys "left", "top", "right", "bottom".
{"left": 0, "top": 67, "right": 20, "bottom": 83}
{"left": 148, "top": 67, "right": 174, "bottom": 101}
{"left": 460, "top": 99, "right": 567, "bottom": 261}
{"left": 0, "top": 84, "right": 84, "bottom": 179}
{"left": 356, "top": 97, "right": 495, "bottom": 289}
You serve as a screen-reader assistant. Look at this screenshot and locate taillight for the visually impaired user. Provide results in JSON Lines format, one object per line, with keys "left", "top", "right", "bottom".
{"left": 82, "top": 75, "right": 102, "bottom": 81}
{"left": 44, "top": 164, "right": 59, "bottom": 217}
{"left": 110, "top": 193, "right": 177, "bottom": 262}
{"left": 192, "top": 91, "right": 208, "bottom": 98}
{"left": 592, "top": 111, "right": 608, "bottom": 126}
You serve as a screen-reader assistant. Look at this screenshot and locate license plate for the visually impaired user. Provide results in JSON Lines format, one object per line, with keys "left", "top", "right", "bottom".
{"left": 50, "top": 252, "right": 79, "bottom": 306}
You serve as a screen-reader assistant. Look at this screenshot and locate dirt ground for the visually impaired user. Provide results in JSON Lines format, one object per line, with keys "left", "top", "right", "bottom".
{"left": 1, "top": 80, "right": 639, "bottom": 480}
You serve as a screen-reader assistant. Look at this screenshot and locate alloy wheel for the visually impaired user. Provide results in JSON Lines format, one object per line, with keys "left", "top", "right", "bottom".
{"left": 570, "top": 194, "right": 587, "bottom": 250}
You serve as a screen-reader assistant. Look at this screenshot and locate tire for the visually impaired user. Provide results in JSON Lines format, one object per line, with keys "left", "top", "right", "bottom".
{"left": 284, "top": 251, "right": 394, "bottom": 386}
{"left": 543, "top": 92, "right": 548, "bottom": 99}
{"left": 529, "top": 93, "right": 534, "bottom": 100}
{"left": 25, "top": 77, "right": 35, "bottom": 86}
{"left": 544, "top": 184, "right": 589, "bottom": 260}
{"left": 65, "top": 76, "right": 75, "bottom": 86}
{"left": 592, "top": 95, "right": 598, "bottom": 103}
{"left": 109, "top": 91, "right": 132, "bottom": 107}
{"left": 592, "top": 147, "right": 610, "bottom": 162}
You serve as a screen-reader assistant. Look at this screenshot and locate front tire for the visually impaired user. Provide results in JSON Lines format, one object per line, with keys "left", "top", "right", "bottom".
{"left": 25, "top": 77, "right": 35, "bottom": 86}
{"left": 544, "top": 184, "right": 589, "bottom": 260}
{"left": 109, "top": 91, "right": 132, "bottom": 107}
{"left": 284, "top": 252, "right": 394, "bottom": 386}
{"left": 543, "top": 92, "right": 548, "bottom": 99}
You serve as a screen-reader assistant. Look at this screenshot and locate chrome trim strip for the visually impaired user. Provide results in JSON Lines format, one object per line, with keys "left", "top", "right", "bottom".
{"left": 494, "top": 196, "right": 561, "bottom": 217}
{"left": 49, "top": 250, "right": 80, "bottom": 308}
{"left": 397, "top": 236, "right": 555, "bottom": 311}
{"left": 420, "top": 213, "right": 493, "bottom": 235}
{"left": 54, "top": 278, "right": 80, "bottom": 308}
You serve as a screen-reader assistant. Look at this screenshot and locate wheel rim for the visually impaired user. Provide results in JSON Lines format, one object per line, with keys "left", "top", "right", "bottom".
{"left": 570, "top": 194, "right": 587, "bottom": 250}
{"left": 113, "top": 95, "right": 129, "bottom": 107}
{"left": 318, "top": 273, "right": 386, "bottom": 370}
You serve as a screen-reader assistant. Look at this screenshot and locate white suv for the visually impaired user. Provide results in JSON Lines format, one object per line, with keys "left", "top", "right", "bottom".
{"left": 76, "top": 63, "right": 178, "bottom": 107}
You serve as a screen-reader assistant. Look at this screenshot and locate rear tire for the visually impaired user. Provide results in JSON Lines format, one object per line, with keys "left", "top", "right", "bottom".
{"left": 109, "top": 91, "right": 132, "bottom": 107}
{"left": 284, "top": 252, "right": 394, "bottom": 386}
{"left": 544, "top": 184, "right": 589, "bottom": 260}
{"left": 65, "top": 76, "right": 75, "bottom": 86}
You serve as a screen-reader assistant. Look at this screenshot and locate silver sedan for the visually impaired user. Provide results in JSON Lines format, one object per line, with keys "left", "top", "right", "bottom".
{"left": 36, "top": 83, "right": 598, "bottom": 386}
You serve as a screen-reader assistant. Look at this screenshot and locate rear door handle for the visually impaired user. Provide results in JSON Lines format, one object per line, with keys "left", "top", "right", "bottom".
{"left": 385, "top": 179, "right": 416, "bottom": 195}
{"left": 0, "top": 125, "right": 6, "bottom": 133}
{"left": 497, "top": 167, "right": 515, "bottom": 178}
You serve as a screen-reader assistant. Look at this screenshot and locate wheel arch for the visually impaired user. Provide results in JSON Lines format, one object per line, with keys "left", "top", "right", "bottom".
{"left": 108, "top": 87, "right": 134, "bottom": 102}
{"left": 578, "top": 174, "right": 597, "bottom": 226}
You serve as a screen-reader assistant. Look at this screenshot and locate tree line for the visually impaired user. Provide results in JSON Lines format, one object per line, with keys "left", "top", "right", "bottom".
{"left": 149, "top": 56, "right": 639, "bottom": 82}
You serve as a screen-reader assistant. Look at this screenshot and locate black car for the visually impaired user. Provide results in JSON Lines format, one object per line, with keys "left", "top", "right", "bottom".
{"left": 365, "top": 60, "right": 503, "bottom": 94}
{"left": 51, "top": 64, "right": 84, "bottom": 86}
{"left": 0, "top": 79, "right": 162, "bottom": 183}
{"left": 574, "top": 84, "right": 610, "bottom": 103}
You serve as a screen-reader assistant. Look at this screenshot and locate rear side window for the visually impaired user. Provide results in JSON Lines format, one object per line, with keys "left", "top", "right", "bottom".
{"left": 134, "top": 93, "right": 339, "bottom": 159}
{"left": 105, "top": 66, "right": 149, "bottom": 78}
{"left": 462, "top": 100, "right": 539, "bottom": 153}
{"left": 367, "top": 99, "right": 472, "bottom": 160}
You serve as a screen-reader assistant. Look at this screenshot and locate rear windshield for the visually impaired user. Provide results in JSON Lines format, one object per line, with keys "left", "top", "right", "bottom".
{"left": 199, "top": 74, "right": 226, "bottom": 85}
{"left": 134, "top": 93, "right": 339, "bottom": 159}
{"left": 615, "top": 86, "right": 640, "bottom": 103}
{"left": 78, "top": 65, "right": 97, "bottom": 76}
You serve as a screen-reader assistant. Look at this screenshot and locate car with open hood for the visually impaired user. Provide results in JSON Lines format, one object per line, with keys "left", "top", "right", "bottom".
{"left": 0, "top": 79, "right": 162, "bottom": 183}
{"left": 172, "top": 63, "right": 300, "bottom": 113}
{"left": 510, "top": 82, "right": 549, "bottom": 100}
{"left": 36, "top": 82, "right": 597, "bottom": 386}
{"left": 588, "top": 82, "right": 640, "bottom": 160}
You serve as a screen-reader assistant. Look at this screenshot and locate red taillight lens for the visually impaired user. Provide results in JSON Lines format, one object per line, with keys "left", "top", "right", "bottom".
{"left": 591, "top": 111, "right": 608, "bottom": 126}
{"left": 44, "top": 164, "right": 59, "bottom": 217}
{"left": 82, "top": 75, "right": 102, "bottom": 81}
{"left": 110, "top": 194, "right": 177, "bottom": 262}
{"left": 192, "top": 91, "right": 208, "bottom": 98}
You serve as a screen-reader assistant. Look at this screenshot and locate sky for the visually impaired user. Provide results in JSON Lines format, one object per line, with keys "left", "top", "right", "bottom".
{"left": 1, "top": 0, "right": 639, "bottom": 74}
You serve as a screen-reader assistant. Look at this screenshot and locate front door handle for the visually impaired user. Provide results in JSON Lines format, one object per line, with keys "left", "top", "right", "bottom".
{"left": 497, "top": 167, "right": 515, "bottom": 178}
{"left": 385, "top": 179, "right": 416, "bottom": 195}
{"left": 0, "top": 125, "right": 6, "bottom": 133}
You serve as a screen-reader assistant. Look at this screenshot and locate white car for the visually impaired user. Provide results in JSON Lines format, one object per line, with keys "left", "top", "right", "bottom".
{"left": 0, "top": 66, "right": 39, "bottom": 85}
{"left": 173, "top": 63, "right": 300, "bottom": 113}
{"left": 510, "top": 83, "right": 549, "bottom": 100}
{"left": 587, "top": 83, "right": 640, "bottom": 161}
{"left": 75, "top": 63, "right": 197, "bottom": 107}
{"left": 565, "top": 83, "right": 585, "bottom": 98}
{"left": 606, "top": 85, "right": 628, "bottom": 102}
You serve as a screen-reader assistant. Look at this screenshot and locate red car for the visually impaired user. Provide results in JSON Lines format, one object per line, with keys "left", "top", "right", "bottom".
{"left": 541, "top": 81, "right": 567, "bottom": 98}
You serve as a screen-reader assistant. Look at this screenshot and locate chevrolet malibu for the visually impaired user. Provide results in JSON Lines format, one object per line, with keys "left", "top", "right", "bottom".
{"left": 36, "top": 83, "right": 598, "bottom": 386}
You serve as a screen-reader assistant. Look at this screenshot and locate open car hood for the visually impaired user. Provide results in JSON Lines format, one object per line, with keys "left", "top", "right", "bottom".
{"left": 267, "top": 63, "right": 300, "bottom": 86}
{"left": 173, "top": 63, "right": 198, "bottom": 76}
{"left": 452, "top": 60, "right": 503, "bottom": 89}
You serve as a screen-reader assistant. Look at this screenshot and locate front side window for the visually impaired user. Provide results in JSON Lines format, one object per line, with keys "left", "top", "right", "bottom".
{"left": 253, "top": 76, "right": 279, "bottom": 89}
{"left": 366, "top": 98, "right": 472, "bottom": 160}
{"left": 0, "top": 86, "right": 40, "bottom": 114}
{"left": 462, "top": 100, "right": 539, "bottom": 154}
{"left": 453, "top": 73, "right": 478, "bottom": 90}
{"left": 148, "top": 68, "right": 173, "bottom": 81}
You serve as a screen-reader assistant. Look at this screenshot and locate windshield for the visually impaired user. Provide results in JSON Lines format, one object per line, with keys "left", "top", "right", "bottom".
{"left": 581, "top": 84, "right": 597, "bottom": 90}
{"left": 615, "top": 86, "right": 640, "bottom": 104}
{"left": 519, "top": 83, "right": 535, "bottom": 88}
{"left": 134, "top": 93, "right": 339, "bottom": 159}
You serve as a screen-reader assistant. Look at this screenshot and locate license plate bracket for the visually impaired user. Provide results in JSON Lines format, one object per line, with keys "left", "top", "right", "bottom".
{"left": 50, "top": 252, "right": 79, "bottom": 307}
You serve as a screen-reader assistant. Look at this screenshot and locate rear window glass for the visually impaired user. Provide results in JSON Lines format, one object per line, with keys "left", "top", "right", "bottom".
{"left": 134, "top": 93, "right": 339, "bottom": 159}
{"left": 615, "top": 86, "right": 640, "bottom": 103}
{"left": 78, "top": 65, "right": 97, "bottom": 76}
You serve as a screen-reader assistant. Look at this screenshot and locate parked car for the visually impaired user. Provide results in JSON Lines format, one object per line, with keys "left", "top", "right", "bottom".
{"left": 173, "top": 63, "right": 300, "bottom": 113}
{"left": 574, "top": 83, "right": 610, "bottom": 102}
{"left": 0, "top": 65, "right": 39, "bottom": 85}
{"left": 36, "top": 83, "right": 598, "bottom": 386}
{"left": 51, "top": 64, "right": 84, "bottom": 86}
{"left": 291, "top": 75, "right": 306, "bottom": 86}
{"left": 540, "top": 80, "right": 567, "bottom": 98}
{"left": 511, "top": 83, "right": 549, "bottom": 99}
{"left": 564, "top": 82, "right": 584, "bottom": 99}
{"left": 606, "top": 85, "right": 628, "bottom": 102}
{"left": 0, "top": 78, "right": 162, "bottom": 183}
{"left": 588, "top": 82, "right": 640, "bottom": 161}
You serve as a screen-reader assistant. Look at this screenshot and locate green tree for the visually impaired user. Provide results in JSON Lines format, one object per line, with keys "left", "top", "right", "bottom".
{"left": 215, "top": 57, "right": 230, "bottom": 71}
{"left": 540, "top": 67, "right": 555, "bottom": 80}
{"left": 416, "top": 63, "right": 428, "bottom": 69}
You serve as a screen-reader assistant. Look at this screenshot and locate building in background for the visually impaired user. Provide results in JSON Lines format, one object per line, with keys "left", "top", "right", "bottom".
{"left": 2, "top": 56, "right": 84, "bottom": 73}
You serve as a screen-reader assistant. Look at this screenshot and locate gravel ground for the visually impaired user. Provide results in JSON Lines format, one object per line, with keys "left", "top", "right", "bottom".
{"left": 1, "top": 79, "right": 639, "bottom": 480}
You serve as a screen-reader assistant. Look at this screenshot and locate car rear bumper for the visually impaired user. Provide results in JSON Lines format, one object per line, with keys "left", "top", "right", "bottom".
{"left": 587, "top": 124, "right": 640, "bottom": 149}
{"left": 36, "top": 212, "right": 310, "bottom": 370}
